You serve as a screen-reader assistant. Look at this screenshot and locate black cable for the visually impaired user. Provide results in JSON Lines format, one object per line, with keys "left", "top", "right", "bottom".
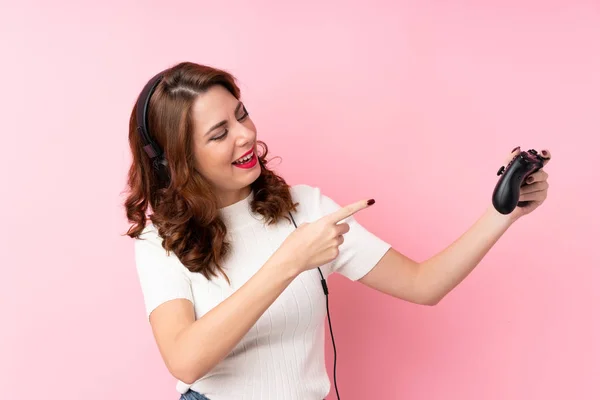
{"left": 317, "top": 266, "right": 340, "bottom": 400}
{"left": 288, "top": 212, "right": 340, "bottom": 400}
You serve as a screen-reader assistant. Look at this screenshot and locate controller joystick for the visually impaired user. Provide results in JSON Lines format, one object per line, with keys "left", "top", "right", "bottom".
{"left": 492, "top": 149, "right": 545, "bottom": 214}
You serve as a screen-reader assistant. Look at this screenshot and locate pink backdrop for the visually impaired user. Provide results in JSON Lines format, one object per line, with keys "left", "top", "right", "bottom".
{"left": 1, "top": 1, "right": 598, "bottom": 399}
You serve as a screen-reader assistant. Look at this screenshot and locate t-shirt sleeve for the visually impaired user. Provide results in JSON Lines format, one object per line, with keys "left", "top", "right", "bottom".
{"left": 133, "top": 228, "right": 194, "bottom": 318}
{"left": 299, "top": 185, "right": 392, "bottom": 281}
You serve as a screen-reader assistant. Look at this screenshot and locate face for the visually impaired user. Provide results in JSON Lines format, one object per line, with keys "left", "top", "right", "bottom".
{"left": 190, "top": 85, "right": 261, "bottom": 206}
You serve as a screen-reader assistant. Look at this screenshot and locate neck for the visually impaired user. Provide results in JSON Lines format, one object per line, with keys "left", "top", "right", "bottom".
{"left": 217, "top": 185, "right": 252, "bottom": 209}
{"left": 218, "top": 186, "right": 256, "bottom": 229}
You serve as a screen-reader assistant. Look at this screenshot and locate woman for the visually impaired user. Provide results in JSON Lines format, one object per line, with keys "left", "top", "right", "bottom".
{"left": 124, "top": 61, "right": 551, "bottom": 400}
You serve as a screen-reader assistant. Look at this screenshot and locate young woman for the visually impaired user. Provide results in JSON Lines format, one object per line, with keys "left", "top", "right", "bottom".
{"left": 124, "top": 61, "right": 551, "bottom": 400}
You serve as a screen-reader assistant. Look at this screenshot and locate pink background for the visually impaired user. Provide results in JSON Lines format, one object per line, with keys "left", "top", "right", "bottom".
{"left": 1, "top": 0, "right": 598, "bottom": 399}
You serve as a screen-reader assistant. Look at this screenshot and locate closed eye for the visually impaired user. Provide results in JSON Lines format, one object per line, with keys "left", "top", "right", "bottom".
{"left": 210, "top": 105, "right": 250, "bottom": 141}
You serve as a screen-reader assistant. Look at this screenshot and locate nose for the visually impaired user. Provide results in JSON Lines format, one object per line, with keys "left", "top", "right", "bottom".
{"left": 234, "top": 121, "right": 255, "bottom": 147}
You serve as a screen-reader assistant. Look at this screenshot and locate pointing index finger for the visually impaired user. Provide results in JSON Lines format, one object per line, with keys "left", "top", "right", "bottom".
{"left": 325, "top": 199, "right": 375, "bottom": 224}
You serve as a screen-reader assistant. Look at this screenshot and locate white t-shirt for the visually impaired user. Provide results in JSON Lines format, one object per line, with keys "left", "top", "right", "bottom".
{"left": 134, "top": 184, "right": 391, "bottom": 400}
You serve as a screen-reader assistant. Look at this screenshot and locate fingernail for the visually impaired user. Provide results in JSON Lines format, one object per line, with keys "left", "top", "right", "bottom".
{"left": 512, "top": 146, "right": 520, "bottom": 152}
{"left": 527, "top": 176, "right": 534, "bottom": 183}
{"left": 541, "top": 150, "right": 548, "bottom": 156}
{"left": 367, "top": 199, "right": 375, "bottom": 206}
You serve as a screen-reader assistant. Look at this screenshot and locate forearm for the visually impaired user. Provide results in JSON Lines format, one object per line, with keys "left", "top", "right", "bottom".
{"left": 416, "top": 206, "right": 515, "bottom": 304}
{"left": 172, "top": 256, "right": 299, "bottom": 383}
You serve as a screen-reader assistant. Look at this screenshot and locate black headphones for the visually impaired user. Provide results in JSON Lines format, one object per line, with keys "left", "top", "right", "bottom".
{"left": 135, "top": 70, "right": 169, "bottom": 182}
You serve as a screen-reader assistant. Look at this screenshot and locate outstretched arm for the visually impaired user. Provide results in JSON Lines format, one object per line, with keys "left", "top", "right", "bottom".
{"left": 359, "top": 206, "right": 513, "bottom": 305}
{"left": 359, "top": 148, "right": 551, "bottom": 305}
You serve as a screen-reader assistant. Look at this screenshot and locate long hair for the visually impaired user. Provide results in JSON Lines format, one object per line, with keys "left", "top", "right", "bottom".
{"left": 123, "top": 61, "right": 297, "bottom": 282}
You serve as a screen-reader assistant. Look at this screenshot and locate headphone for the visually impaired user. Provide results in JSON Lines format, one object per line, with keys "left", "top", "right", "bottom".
{"left": 134, "top": 70, "right": 169, "bottom": 183}
{"left": 135, "top": 69, "right": 341, "bottom": 400}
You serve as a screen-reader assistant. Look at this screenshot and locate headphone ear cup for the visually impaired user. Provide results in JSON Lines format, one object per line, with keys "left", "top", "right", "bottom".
{"left": 152, "top": 157, "right": 170, "bottom": 186}
{"left": 153, "top": 156, "right": 168, "bottom": 169}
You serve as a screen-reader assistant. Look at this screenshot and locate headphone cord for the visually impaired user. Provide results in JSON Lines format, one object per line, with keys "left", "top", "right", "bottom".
{"left": 317, "top": 267, "right": 340, "bottom": 400}
{"left": 289, "top": 212, "right": 340, "bottom": 400}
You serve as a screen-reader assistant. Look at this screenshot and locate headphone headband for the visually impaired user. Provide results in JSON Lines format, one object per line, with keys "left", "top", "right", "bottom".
{"left": 135, "top": 71, "right": 165, "bottom": 160}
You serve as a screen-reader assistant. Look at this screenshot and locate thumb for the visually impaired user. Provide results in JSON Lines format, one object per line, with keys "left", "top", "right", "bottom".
{"left": 497, "top": 146, "right": 521, "bottom": 176}
{"left": 505, "top": 146, "right": 521, "bottom": 164}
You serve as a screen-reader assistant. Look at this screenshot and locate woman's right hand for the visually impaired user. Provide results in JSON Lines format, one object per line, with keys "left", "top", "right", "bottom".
{"left": 273, "top": 199, "right": 375, "bottom": 275}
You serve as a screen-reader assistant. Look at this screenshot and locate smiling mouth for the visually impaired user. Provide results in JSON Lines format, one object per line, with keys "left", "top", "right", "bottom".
{"left": 232, "top": 151, "right": 255, "bottom": 165}
{"left": 232, "top": 149, "right": 258, "bottom": 169}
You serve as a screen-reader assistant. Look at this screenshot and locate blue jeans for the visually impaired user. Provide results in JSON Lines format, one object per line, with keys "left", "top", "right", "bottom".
{"left": 179, "top": 390, "right": 210, "bottom": 400}
{"left": 179, "top": 390, "right": 325, "bottom": 399}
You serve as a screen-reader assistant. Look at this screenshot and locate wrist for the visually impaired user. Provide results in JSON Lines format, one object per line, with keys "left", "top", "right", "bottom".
{"left": 485, "top": 204, "right": 518, "bottom": 229}
{"left": 263, "top": 252, "right": 303, "bottom": 282}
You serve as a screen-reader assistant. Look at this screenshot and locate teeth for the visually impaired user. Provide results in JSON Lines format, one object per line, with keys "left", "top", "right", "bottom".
{"left": 234, "top": 152, "right": 253, "bottom": 164}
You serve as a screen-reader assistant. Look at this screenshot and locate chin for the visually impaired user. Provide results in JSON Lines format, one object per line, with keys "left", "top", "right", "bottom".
{"left": 223, "top": 167, "right": 260, "bottom": 190}
{"left": 244, "top": 166, "right": 262, "bottom": 185}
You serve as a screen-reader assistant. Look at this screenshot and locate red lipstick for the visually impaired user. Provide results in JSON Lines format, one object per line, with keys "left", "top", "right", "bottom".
{"left": 232, "top": 148, "right": 258, "bottom": 169}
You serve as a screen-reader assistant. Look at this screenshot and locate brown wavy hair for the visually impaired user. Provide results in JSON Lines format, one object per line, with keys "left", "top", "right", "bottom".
{"left": 123, "top": 61, "right": 297, "bottom": 282}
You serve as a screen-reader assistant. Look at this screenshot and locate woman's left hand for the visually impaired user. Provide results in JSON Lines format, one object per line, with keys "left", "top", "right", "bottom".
{"left": 503, "top": 147, "right": 552, "bottom": 220}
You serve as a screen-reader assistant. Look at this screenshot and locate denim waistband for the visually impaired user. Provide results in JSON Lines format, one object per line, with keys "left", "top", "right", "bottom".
{"left": 179, "top": 389, "right": 325, "bottom": 400}
{"left": 179, "top": 390, "right": 210, "bottom": 400}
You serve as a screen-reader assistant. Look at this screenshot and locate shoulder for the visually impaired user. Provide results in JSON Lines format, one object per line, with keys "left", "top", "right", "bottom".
{"left": 133, "top": 224, "right": 187, "bottom": 274}
{"left": 289, "top": 183, "right": 321, "bottom": 201}
{"left": 134, "top": 223, "right": 166, "bottom": 256}
{"left": 289, "top": 183, "right": 325, "bottom": 207}
{"left": 132, "top": 224, "right": 194, "bottom": 318}
{"left": 289, "top": 184, "right": 341, "bottom": 221}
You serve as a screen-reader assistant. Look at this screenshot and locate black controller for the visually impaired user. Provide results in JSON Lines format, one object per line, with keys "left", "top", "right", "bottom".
{"left": 492, "top": 149, "right": 545, "bottom": 214}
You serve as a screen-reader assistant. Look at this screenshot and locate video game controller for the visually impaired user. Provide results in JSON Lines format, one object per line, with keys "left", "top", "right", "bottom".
{"left": 492, "top": 149, "right": 545, "bottom": 214}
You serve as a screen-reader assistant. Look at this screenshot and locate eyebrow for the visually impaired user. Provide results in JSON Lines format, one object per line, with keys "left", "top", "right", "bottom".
{"left": 204, "top": 102, "right": 244, "bottom": 136}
